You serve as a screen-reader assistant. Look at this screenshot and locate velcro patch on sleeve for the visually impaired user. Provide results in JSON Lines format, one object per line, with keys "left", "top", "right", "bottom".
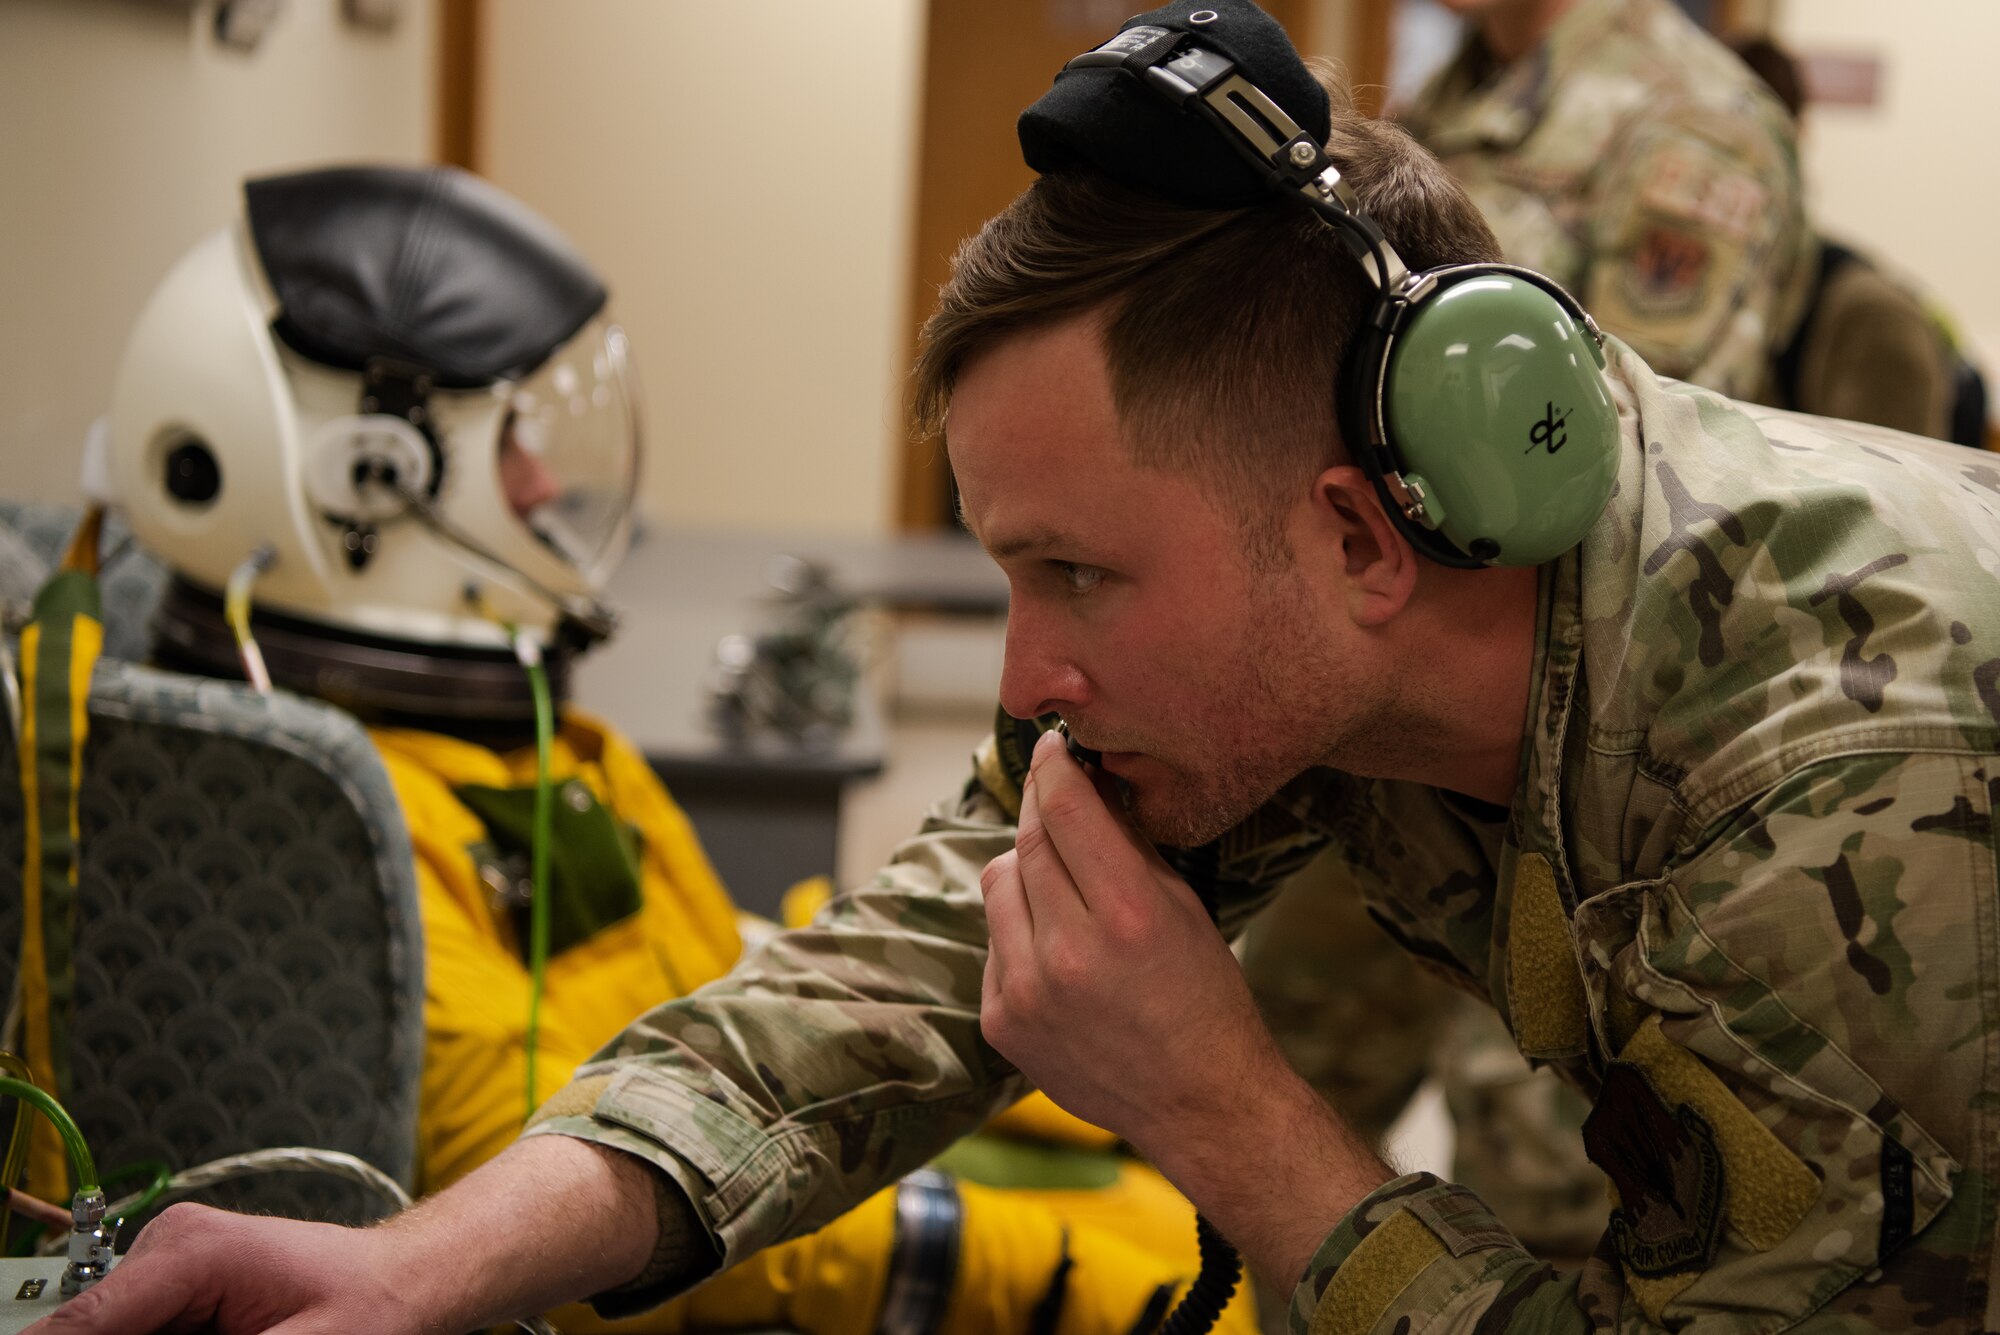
{"left": 528, "top": 1072, "right": 615, "bottom": 1127}
{"left": 1309, "top": 1211, "right": 1447, "bottom": 1335}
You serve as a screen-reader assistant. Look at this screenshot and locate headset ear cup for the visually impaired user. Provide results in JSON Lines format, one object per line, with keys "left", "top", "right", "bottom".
{"left": 1383, "top": 268, "right": 1620, "bottom": 567}
{"left": 1338, "top": 302, "right": 1484, "bottom": 567}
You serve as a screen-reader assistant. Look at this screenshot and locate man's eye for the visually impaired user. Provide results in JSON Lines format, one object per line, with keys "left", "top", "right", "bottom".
{"left": 1056, "top": 561, "right": 1103, "bottom": 594}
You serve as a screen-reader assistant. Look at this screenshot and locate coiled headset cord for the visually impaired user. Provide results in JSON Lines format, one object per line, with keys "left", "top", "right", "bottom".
{"left": 1157, "top": 1215, "right": 1240, "bottom": 1335}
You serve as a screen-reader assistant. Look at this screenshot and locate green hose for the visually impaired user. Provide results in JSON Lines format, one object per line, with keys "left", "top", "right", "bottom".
{"left": 0, "top": 1077, "right": 95, "bottom": 1194}
{"left": 0, "top": 1052, "right": 37, "bottom": 1241}
{"left": 101, "top": 1159, "right": 173, "bottom": 1222}
{"left": 466, "top": 591, "right": 557, "bottom": 1126}
{"left": 522, "top": 653, "right": 555, "bottom": 1122}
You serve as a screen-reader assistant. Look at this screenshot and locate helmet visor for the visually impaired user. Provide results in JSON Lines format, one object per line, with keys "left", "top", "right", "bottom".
{"left": 498, "top": 315, "right": 639, "bottom": 582}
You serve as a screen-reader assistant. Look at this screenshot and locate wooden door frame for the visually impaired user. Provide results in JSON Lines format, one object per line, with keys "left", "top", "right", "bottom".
{"left": 435, "top": 0, "right": 483, "bottom": 171}
{"left": 896, "top": 0, "right": 1316, "bottom": 532}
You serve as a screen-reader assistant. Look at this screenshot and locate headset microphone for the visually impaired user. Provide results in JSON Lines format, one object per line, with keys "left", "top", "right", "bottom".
{"left": 1021, "top": 0, "right": 1623, "bottom": 569}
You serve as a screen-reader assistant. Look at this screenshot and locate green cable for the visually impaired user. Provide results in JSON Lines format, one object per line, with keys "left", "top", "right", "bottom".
{"left": 0, "top": 1077, "right": 96, "bottom": 1195}
{"left": 102, "top": 1159, "right": 173, "bottom": 1221}
{"left": 522, "top": 649, "right": 555, "bottom": 1123}
{"left": 0, "top": 1053, "right": 38, "bottom": 1243}
{"left": 468, "top": 592, "right": 556, "bottom": 1125}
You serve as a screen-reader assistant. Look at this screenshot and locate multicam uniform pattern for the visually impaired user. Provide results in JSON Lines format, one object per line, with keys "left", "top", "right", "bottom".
{"left": 1398, "top": 0, "right": 1811, "bottom": 400}
{"left": 532, "top": 342, "right": 2000, "bottom": 1330}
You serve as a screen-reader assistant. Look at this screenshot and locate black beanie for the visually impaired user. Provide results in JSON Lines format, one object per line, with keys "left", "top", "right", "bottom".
{"left": 1017, "top": 0, "right": 1330, "bottom": 210}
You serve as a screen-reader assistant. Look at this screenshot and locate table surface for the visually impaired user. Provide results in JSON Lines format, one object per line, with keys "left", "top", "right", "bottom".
{"left": 571, "top": 524, "right": 1006, "bottom": 780}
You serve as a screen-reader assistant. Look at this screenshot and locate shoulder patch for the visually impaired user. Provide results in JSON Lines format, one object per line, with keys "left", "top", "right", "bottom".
{"left": 1629, "top": 224, "right": 1712, "bottom": 311}
{"left": 1637, "top": 143, "right": 1769, "bottom": 242}
{"left": 1585, "top": 1060, "right": 1725, "bottom": 1281}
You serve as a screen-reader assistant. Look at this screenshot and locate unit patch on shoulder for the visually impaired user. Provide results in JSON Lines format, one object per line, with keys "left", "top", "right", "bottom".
{"left": 1635, "top": 143, "right": 1767, "bottom": 241}
{"left": 1629, "top": 225, "right": 1712, "bottom": 309}
{"left": 1584, "top": 1059, "right": 1725, "bottom": 1279}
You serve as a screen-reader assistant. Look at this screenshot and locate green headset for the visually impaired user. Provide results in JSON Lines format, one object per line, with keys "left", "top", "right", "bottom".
{"left": 1053, "top": 17, "right": 1622, "bottom": 568}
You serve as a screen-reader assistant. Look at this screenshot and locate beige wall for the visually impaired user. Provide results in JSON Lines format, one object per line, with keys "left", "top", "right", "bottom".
{"left": 481, "top": 1, "right": 926, "bottom": 538}
{"left": 0, "top": 0, "right": 436, "bottom": 505}
{"left": 1773, "top": 0, "right": 2000, "bottom": 383}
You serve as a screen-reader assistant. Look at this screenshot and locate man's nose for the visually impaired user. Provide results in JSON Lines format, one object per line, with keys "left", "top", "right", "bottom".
{"left": 998, "top": 606, "right": 1087, "bottom": 722}
{"left": 502, "top": 443, "right": 563, "bottom": 518}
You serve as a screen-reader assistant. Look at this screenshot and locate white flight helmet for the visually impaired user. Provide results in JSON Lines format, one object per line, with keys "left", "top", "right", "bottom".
{"left": 106, "top": 166, "right": 637, "bottom": 728}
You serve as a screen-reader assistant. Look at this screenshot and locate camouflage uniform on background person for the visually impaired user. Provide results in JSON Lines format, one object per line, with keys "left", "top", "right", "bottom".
{"left": 1237, "top": 852, "right": 1455, "bottom": 1149}
{"left": 530, "top": 338, "right": 2000, "bottom": 1331}
{"left": 1398, "top": 0, "right": 1812, "bottom": 399}
{"left": 1315, "top": 0, "right": 1820, "bottom": 1252}
{"left": 1434, "top": 1000, "right": 1605, "bottom": 1263}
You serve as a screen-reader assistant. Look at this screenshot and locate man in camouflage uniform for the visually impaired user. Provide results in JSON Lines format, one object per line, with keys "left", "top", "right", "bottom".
{"left": 1400, "top": 0, "right": 1812, "bottom": 400}
{"left": 1245, "top": 0, "right": 1819, "bottom": 1258}
{"left": 44, "top": 5, "right": 2000, "bottom": 1335}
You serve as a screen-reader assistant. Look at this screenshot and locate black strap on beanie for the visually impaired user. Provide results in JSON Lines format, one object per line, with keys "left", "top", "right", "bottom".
{"left": 1016, "top": 0, "right": 1330, "bottom": 209}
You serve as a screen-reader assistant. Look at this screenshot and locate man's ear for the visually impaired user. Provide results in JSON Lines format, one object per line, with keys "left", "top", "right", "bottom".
{"left": 1310, "top": 466, "right": 1419, "bottom": 627}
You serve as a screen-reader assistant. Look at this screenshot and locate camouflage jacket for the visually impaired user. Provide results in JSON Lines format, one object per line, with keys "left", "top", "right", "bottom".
{"left": 531, "top": 342, "right": 2000, "bottom": 1331}
{"left": 1398, "top": 0, "right": 1812, "bottom": 401}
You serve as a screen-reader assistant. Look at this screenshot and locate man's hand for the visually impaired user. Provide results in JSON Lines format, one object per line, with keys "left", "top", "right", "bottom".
{"left": 28, "top": 1134, "right": 668, "bottom": 1334}
{"left": 30, "top": 1204, "right": 416, "bottom": 1335}
{"left": 978, "top": 729, "right": 1273, "bottom": 1150}
{"left": 978, "top": 729, "right": 1392, "bottom": 1284}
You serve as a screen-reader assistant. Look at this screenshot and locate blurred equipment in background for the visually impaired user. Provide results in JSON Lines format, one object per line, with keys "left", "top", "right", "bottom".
{"left": 707, "top": 555, "right": 861, "bottom": 746}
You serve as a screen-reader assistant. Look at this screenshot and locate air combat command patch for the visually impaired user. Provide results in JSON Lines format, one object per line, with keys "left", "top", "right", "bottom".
{"left": 1583, "top": 1059, "right": 1725, "bottom": 1278}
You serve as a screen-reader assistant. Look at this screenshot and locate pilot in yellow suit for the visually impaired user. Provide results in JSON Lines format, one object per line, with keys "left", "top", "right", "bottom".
{"left": 100, "top": 163, "right": 1252, "bottom": 1335}
{"left": 380, "top": 714, "right": 1250, "bottom": 1335}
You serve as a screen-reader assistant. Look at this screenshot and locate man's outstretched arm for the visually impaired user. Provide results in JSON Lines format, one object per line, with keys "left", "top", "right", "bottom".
{"left": 32, "top": 1134, "right": 688, "bottom": 1335}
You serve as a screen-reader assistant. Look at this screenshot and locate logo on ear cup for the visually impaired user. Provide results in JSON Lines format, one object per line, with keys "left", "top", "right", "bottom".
{"left": 1528, "top": 402, "right": 1573, "bottom": 455}
{"left": 1375, "top": 269, "right": 1620, "bottom": 567}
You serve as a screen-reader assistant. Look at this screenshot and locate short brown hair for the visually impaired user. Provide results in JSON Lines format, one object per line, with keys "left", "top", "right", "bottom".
{"left": 914, "top": 64, "right": 1501, "bottom": 530}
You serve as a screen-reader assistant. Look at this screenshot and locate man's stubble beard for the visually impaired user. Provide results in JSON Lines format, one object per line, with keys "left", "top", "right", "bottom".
{"left": 1123, "top": 561, "right": 1366, "bottom": 849}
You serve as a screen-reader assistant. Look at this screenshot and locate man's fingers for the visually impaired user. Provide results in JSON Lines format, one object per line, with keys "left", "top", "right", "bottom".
{"left": 1026, "top": 730, "right": 1155, "bottom": 913}
{"left": 1012, "top": 745, "right": 1088, "bottom": 928}
{"left": 979, "top": 847, "right": 1033, "bottom": 960}
{"left": 31, "top": 1243, "right": 212, "bottom": 1334}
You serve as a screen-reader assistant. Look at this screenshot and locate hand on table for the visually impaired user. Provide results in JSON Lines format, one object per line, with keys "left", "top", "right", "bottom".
{"left": 28, "top": 1203, "right": 417, "bottom": 1335}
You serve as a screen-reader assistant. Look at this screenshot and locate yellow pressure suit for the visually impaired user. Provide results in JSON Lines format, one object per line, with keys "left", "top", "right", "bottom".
{"left": 372, "top": 710, "right": 1253, "bottom": 1335}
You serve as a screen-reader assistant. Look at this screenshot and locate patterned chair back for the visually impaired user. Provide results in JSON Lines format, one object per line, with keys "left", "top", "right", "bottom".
{"left": 0, "top": 501, "right": 167, "bottom": 664}
{"left": 0, "top": 505, "right": 423, "bottom": 1226}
